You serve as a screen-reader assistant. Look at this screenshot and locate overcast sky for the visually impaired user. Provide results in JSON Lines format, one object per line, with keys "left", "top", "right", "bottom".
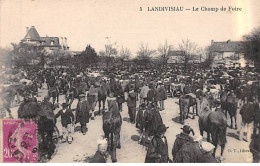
{"left": 0, "top": 0, "right": 260, "bottom": 55}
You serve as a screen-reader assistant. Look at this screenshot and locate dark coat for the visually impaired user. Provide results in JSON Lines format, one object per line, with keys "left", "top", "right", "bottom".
{"left": 174, "top": 141, "right": 202, "bottom": 163}
{"left": 76, "top": 100, "right": 90, "bottom": 124}
{"left": 147, "top": 108, "right": 163, "bottom": 137}
{"left": 157, "top": 86, "right": 167, "bottom": 101}
{"left": 136, "top": 108, "right": 148, "bottom": 131}
{"left": 147, "top": 89, "right": 158, "bottom": 103}
{"left": 127, "top": 91, "right": 137, "bottom": 107}
{"left": 172, "top": 132, "right": 193, "bottom": 160}
{"left": 90, "top": 151, "right": 106, "bottom": 163}
{"left": 145, "top": 135, "right": 169, "bottom": 163}
{"left": 116, "top": 88, "right": 125, "bottom": 104}
{"left": 240, "top": 102, "right": 254, "bottom": 123}
{"left": 55, "top": 109, "right": 75, "bottom": 127}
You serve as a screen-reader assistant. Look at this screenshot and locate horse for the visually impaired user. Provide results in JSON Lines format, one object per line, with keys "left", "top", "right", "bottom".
{"left": 48, "top": 86, "right": 59, "bottom": 105}
{"left": 102, "top": 99, "right": 122, "bottom": 163}
{"left": 199, "top": 99, "right": 227, "bottom": 158}
{"left": 221, "top": 91, "right": 238, "bottom": 129}
{"left": 178, "top": 94, "right": 197, "bottom": 124}
{"left": 97, "top": 82, "right": 109, "bottom": 114}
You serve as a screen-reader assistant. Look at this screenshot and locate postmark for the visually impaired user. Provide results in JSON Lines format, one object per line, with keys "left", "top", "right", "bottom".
{"left": 2, "top": 119, "right": 37, "bottom": 163}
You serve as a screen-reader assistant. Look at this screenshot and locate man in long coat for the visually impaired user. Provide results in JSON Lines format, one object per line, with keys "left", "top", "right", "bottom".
{"left": 76, "top": 94, "right": 90, "bottom": 135}
{"left": 172, "top": 125, "right": 194, "bottom": 160}
{"left": 145, "top": 124, "right": 170, "bottom": 163}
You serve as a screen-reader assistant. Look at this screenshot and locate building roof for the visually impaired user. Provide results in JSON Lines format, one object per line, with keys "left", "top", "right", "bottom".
{"left": 22, "top": 26, "right": 41, "bottom": 41}
{"left": 168, "top": 50, "right": 185, "bottom": 57}
{"left": 40, "top": 37, "right": 61, "bottom": 47}
{"left": 210, "top": 40, "right": 245, "bottom": 52}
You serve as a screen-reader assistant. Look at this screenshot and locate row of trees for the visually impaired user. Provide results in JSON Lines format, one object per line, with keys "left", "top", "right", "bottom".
{"left": 2, "top": 26, "right": 259, "bottom": 71}
{"left": 0, "top": 39, "right": 205, "bottom": 70}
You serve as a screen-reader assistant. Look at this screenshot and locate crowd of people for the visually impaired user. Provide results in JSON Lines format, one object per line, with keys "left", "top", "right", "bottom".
{"left": 0, "top": 64, "right": 260, "bottom": 163}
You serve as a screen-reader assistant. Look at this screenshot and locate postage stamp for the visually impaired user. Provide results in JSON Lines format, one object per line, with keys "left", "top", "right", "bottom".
{"left": 2, "top": 119, "right": 37, "bottom": 163}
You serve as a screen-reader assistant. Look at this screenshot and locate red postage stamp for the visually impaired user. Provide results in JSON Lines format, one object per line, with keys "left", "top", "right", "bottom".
{"left": 2, "top": 119, "right": 37, "bottom": 163}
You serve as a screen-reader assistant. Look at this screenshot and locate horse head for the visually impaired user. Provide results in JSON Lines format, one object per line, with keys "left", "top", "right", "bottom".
{"left": 107, "top": 99, "right": 119, "bottom": 113}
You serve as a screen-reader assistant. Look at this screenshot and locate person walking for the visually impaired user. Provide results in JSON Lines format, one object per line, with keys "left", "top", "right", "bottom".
{"left": 145, "top": 124, "right": 170, "bottom": 163}
{"left": 140, "top": 82, "right": 149, "bottom": 105}
{"left": 55, "top": 103, "right": 75, "bottom": 143}
{"left": 127, "top": 85, "right": 137, "bottom": 124}
{"left": 76, "top": 94, "right": 90, "bottom": 135}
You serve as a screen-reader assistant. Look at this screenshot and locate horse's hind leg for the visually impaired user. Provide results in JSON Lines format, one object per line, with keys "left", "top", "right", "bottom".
{"left": 230, "top": 114, "right": 233, "bottom": 129}
{"left": 207, "top": 132, "right": 211, "bottom": 142}
{"left": 98, "top": 100, "right": 101, "bottom": 113}
{"left": 220, "top": 144, "right": 225, "bottom": 158}
{"left": 103, "top": 99, "right": 106, "bottom": 110}
{"left": 234, "top": 115, "right": 237, "bottom": 130}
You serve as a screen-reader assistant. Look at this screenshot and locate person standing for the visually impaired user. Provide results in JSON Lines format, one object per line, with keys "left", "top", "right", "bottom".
{"left": 116, "top": 85, "right": 125, "bottom": 112}
{"left": 145, "top": 124, "right": 170, "bottom": 163}
{"left": 76, "top": 94, "right": 90, "bottom": 135}
{"left": 127, "top": 85, "right": 137, "bottom": 124}
{"left": 172, "top": 125, "right": 194, "bottom": 160}
{"left": 157, "top": 81, "right": 167, "bottom": 111}
{"left": 140, "top": 82, "right": 150, "bottom": 105}
{"left": 239, "top": 97, "right": 255, "bottom": 142}
{"left": 55, "top": 103, "right": 75, "bottom": 143}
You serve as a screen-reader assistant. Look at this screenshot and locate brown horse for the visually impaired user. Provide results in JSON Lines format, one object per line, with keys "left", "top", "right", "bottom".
{"left": 97, "top": 82, "right": 109, "bottom": 114}
{"left": 199, "top": 99, "right": 227, "bottom": 158}
{"left": 221, "top": 91, "right": 238, "bottom": 129}
{"left": 102, "top": 99, "right": 122, "bottom": 163}
{"left": 178, "top": 94, "right": 198, "bottom": 124}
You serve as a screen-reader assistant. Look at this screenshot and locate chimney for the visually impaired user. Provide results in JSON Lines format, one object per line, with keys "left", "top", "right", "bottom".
{"left": 227, "top": 40, "right": 231, "bottom": 43}
{"left": 26, "top": 27, "right": 29, "bottom": 33}
{"left": 211, "top": 40, "right": 214, "bottom": 44}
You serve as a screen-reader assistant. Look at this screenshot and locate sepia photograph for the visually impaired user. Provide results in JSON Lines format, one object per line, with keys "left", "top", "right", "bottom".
{"left": 0, "top": 0, "right": 259, "bottom": 163}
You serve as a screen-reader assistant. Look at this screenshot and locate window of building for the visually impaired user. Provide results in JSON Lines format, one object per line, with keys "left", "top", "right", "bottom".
{"left": 51, "top": 41, "right": 54, "bottom": 46}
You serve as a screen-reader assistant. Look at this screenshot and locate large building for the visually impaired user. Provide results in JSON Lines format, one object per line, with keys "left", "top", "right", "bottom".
{"left": 20, "top": 26, "right": 69, "bottom": 50}
{"left": 210, "top": 40, "right": 251, "bottom": 68}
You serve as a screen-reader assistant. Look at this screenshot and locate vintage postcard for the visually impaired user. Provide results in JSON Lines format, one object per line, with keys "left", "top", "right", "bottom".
{"left": 0, "top": 0, "right": 259, "bottom": 164}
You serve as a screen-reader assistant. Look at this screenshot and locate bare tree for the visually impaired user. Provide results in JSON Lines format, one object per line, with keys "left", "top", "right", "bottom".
{"left": 118, "top": 46, "right": 131, "bottom": 66}
{"left": 99, "top": 43, "right": 118, "bottom": 69}
{"left": 178, "top": 39, "right": 201, "bottom": 67}
{"left": 158, "top": 40, "right": 173, "bottom": 68}
{"left": 136, "top": 43, "right": 156, "bottom": 68}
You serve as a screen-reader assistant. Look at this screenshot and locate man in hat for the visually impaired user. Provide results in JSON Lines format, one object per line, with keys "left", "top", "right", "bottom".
{"left": 239, "top": 96, "right": 255, "bottom": 142}
{"left": 76, "top": 94, "right": 90, "bottom": 135}
{"left": 172, "top": 125, "right": 194, "bottom": 160}
{"left": 140, "top": 82, "right": 150, "bottom": 105}
{"left": 147, "top": 82, "right": 158, "bottom": 106}
{"left": 174, "top": 134, "right": 203, "bottom": 163}
{"left": 87, "top": 83, "right": 99, "bottom": 120}
{"left": 145, "top": 124, "right": 170, "bottom": 163}
{"left": 90, "top": 138, "right": 108, "bottom": 163}
{"left": 157, "top": 81, "right": 167, "bottom": 111}
{"left": 55, "top": 103, "right": 75, "bottom": 143}
{"left": 127, "top": 85, "right": 137, "bottom": 124}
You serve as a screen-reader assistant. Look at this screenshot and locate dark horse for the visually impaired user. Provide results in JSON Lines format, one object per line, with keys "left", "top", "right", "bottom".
{"left": 220, "top": 91, "right": 237, "bottom": 129}
{"left": 199, "top": 99, "right": 227, "bottom": 158}
{"left": 102, "top": 99, "right": 122, "bottom": 163}
{"left": 97, "top": 82, "right": 108, "bottom": 114}
{"left": 178, "top": 93, "right": 198, "bottom": 124}
{"left": 48, "top": 86, "right": 59, "bottom": 105}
